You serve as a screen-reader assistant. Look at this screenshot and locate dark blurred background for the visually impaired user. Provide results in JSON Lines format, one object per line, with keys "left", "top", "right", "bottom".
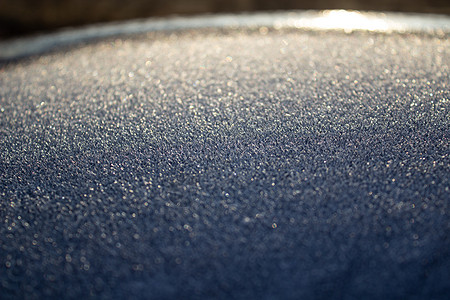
{"left": 1, "top": 0, "right": 449, "bottom": 39}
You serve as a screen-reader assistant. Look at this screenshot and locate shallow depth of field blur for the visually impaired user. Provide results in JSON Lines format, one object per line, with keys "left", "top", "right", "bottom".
{"left": 1, "top": 0, "right": 449, "bottom": 39}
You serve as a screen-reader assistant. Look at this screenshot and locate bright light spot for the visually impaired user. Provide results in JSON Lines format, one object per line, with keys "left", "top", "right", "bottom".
{"left": 296, "top": 10, "right": 390, "bottom": 32}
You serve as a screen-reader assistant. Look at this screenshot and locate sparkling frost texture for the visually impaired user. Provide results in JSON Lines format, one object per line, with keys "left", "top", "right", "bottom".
{"left": 0, "top": 29, "right": 449, "bottom": 299}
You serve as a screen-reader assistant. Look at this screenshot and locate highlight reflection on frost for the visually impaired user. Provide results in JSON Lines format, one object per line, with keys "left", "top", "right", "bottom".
{"left": 304, "top": 10, "right": 390, "bottom": 32}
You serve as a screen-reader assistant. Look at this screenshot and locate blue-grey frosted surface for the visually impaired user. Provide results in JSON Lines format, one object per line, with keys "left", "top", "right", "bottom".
{"left": 0, "top": 28, "right": 449, "bottom": 299}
